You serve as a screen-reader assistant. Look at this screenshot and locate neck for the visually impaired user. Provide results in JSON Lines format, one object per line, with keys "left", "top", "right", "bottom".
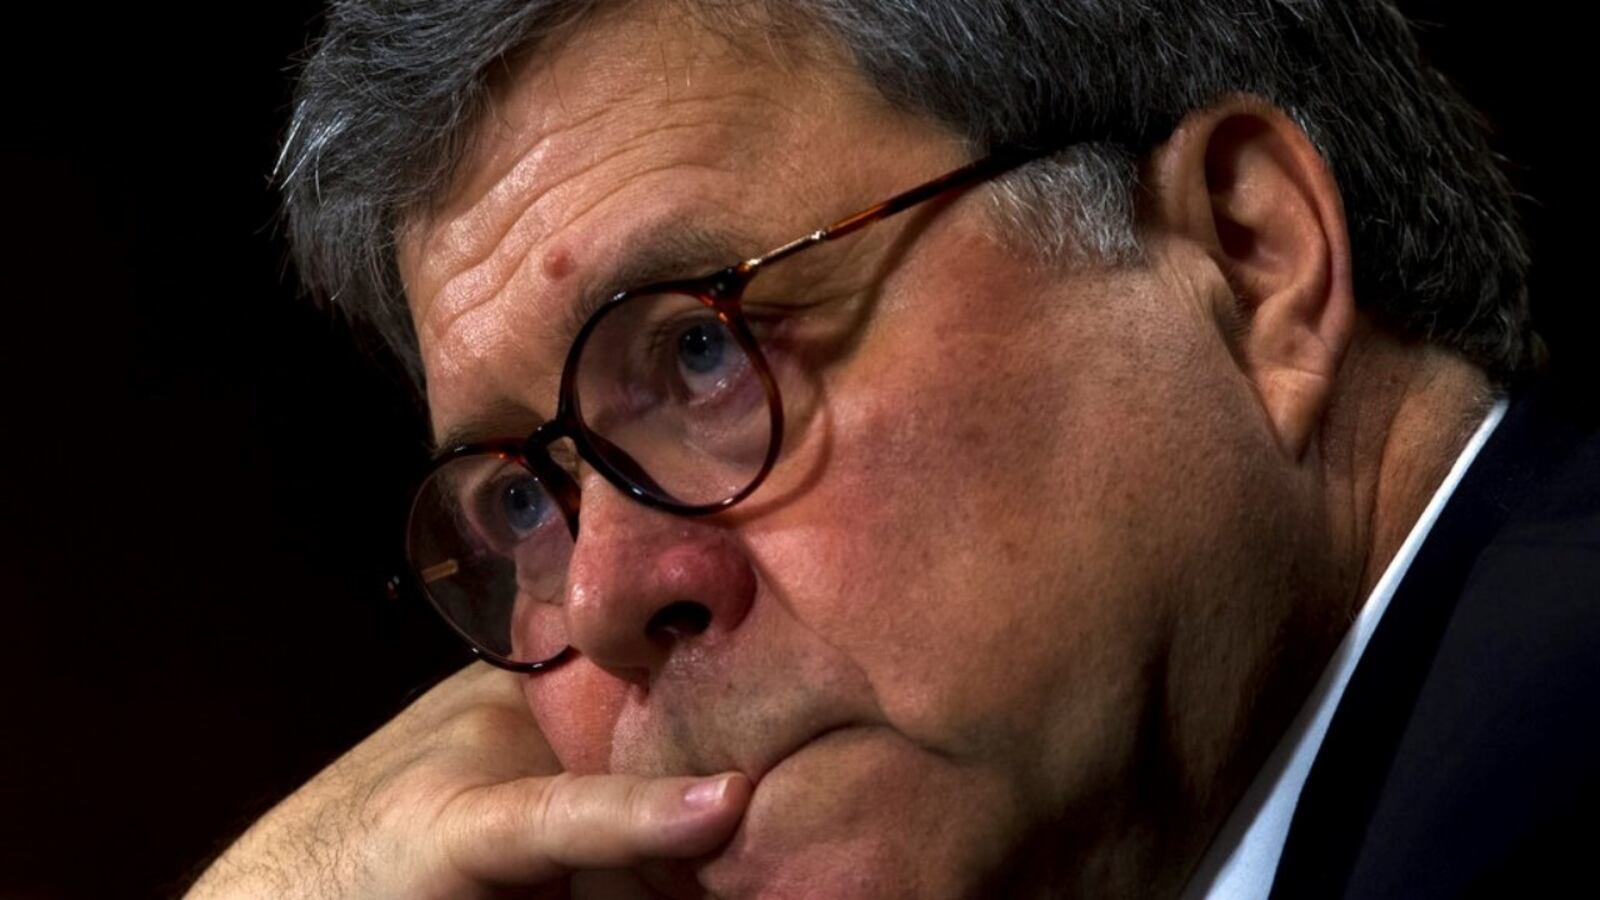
{"left": 1153, "top": 336, "right": 1494, "bottom": 899}
{"left": 1323, "top": 339, "right": 1494, "bottom": 601}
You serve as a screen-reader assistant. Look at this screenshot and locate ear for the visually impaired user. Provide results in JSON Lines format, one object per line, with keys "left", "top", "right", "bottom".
{"left": 1144, "top": 97, "right": 1355, "bottom": 459}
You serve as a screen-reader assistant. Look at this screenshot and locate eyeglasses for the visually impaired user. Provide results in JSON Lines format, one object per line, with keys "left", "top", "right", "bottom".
{"left": 404, "top": 142, "right": 1056, "bottom": 673}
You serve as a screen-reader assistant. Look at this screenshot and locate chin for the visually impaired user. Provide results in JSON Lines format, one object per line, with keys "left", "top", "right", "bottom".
{"left": 692, "top": 727, "right": 1022, "bottom": 900}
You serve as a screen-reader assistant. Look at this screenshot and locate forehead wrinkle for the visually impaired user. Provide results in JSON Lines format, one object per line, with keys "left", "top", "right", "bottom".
{"left": 551, "top": 158, "right": 740, "bottom": 256}
{"left": 412, "top": 96, "right": 781, "bottom": 352}
{"left": 425, "top": 156, "right": 757, "bottom": 398}
{"left": 531, "top": 118, "right": 745, "bottom": 235}
{"left": 417, "top": 125, "right": 785, "bottom": 409}
{"left": 421, "top": 289, "right": 561, "bottom": 435}
{"left": 444, "top": 84, "right": 767, "bottom": 264}
{"left": 431, "top": 7, "right": 796, "bottom": 254}
{"left": 409, "top": 161, "right": 557, "bottom": 345}
{"left": 548, "top": 214, "right": 751, "bottom": 358}
{"left": 405, "top": 62, "right": 679, "bottom": 329}
{"left": 409, "top": 118, "right": 609, "bottom": 342}
{"left": 443, "top": 27, "right": 663, "bottom": 225}
{"left": 406, "top": 8, "right": 838, "bottom": 342}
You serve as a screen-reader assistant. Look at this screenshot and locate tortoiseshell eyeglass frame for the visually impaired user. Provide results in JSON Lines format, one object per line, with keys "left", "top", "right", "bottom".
{"left": 404, "top": 141, "right": 1058, "bottom": 673}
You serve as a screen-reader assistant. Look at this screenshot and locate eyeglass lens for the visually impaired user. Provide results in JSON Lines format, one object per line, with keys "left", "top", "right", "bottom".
{"left": 407, "top": 290, "right": 776, "bottom": 666}
{"left": 574, "top": 291, "right": 773, "bottom": 507}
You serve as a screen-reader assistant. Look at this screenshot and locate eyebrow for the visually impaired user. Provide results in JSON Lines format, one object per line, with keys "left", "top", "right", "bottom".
{"left": 431, "top": 222, "right": 751, "bottom": 454}
{"left": 433, "top": 397, "right": 535, "bottom": 454}
{"left": 554, "top": 222, "right": 748, "bottom": 349}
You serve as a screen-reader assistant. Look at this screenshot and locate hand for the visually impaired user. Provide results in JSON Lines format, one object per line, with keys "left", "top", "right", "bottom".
{"left": 186, "top": 663, "right": 750, "bottom": 898}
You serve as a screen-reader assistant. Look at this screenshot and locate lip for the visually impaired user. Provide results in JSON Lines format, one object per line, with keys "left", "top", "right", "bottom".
{"left": 632, "top": 724, "right": 870, "bottom": 898}
{"left": 746, "top": 722, "right": 862, "bottom": 785}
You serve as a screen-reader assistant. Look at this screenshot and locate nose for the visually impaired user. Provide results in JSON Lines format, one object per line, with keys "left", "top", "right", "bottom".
{"left": 558, "top": 476, "right": 758, "bottom": 681}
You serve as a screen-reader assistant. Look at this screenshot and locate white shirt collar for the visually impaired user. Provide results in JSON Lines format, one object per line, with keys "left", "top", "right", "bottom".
{"left": 1181, "top": 397, "right": 1509, "bottom": 900}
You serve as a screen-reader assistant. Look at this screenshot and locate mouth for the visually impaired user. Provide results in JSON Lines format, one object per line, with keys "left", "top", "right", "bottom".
{"left": 691, "top": 723, "right": 945, "bottom": 900}
{"left": 630, "top": 725, "right": 873, "bottom": 900}
{"left": 744, "top": 722, "right": 860, "bottom": 785}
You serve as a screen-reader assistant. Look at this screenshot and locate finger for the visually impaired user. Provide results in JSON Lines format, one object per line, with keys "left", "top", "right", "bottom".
{"left": 439, "top": 771, "right": 751, "bottom": 885}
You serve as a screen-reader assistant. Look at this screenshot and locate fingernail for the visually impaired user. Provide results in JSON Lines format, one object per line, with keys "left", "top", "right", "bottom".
{"left": 682, "top": 774, "right": 732, "bottom": 809}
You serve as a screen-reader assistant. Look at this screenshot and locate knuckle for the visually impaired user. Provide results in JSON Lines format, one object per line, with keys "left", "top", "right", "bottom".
{"left": 531, "top": 771, "right": 581, "bottom": 839}
{"left": 621, "top": 778, "right": 656, "bottom": 830}
{"left": 536, "top": 771, "right": 651, "bottom": 864}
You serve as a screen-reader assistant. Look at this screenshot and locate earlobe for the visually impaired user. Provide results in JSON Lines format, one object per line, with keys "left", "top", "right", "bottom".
{"left": 1145, "top": 98, "right": 1355, "bottom": 460}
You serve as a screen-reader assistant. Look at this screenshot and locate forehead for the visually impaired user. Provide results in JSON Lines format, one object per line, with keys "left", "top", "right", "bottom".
{"left": 398, "top": 5, "right": 951, "bottom": 441}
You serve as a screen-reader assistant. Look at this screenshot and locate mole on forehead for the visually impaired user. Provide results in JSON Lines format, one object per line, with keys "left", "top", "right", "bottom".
{"left": 408, "top": 82, "right": 788, "bottom": 336}
{"left": 546, "top": 222, "right": 750, "bottom": 345}
{"left": 404, "top": 6, "right": 865, "bottom": 324}
{"left": 543, "top": 246, "right": 576, "bottom": 280}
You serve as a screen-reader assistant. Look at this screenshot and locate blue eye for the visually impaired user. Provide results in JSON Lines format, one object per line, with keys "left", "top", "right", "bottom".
{"left": 671, "top": 318, "right": 755, "bottom": 406}
{"left": 500, "top": 476, "right": 550, "bottom": 536}
{"left": 677, "top": 322, "right": 727, "bottom": 375}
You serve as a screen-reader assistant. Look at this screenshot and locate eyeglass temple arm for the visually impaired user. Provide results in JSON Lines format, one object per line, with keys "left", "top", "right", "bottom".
{"left": 738, "top": 144, "right": 1050, "bottom": 275}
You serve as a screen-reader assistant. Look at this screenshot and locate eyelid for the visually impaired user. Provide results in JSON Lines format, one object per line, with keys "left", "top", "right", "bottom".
{"left": 742, "top": 259, "right": 863, "bottom": 314}
{"left": 565, "top": 227, "right": 751, "bottom": 350}
{"left": 454, "top": 458, "right": 520, "bottom": 546}
{"left": 467, "top": 463, "right": 569, "bottom": 549}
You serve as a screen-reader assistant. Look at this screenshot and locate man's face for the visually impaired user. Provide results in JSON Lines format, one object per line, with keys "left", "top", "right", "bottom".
{"left": 401, "top": 6, "right": 1327, "bottom": 897}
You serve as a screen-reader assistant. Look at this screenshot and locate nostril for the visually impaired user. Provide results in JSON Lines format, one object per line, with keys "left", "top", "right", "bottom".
{"left": 646, "top": 600, "right": 713, "bottom": 639}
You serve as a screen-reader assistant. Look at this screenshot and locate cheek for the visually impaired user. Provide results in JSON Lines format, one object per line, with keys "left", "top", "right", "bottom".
{"left": 751, "top": 314, "right": 1090, "bottom": 734}
{"left": 746, "top": 262, "right": 1209, "bottom": 768}
{"left": 522, "top": 664, "right": 629, "bottom": 774}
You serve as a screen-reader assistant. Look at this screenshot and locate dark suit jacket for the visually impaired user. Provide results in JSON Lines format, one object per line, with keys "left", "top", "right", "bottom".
{"left": 1270, "top": 381, "right": 1600, "bottom": 899}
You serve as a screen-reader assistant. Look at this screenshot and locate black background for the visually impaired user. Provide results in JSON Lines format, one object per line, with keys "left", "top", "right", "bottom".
{"left": 1, "top": 4, "right": 1589, "bottom": 898}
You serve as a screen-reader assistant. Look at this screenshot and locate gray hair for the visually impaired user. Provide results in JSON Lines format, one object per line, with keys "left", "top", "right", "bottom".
{"left": 279, "top": 0, "right": 1535, "bottom": 388}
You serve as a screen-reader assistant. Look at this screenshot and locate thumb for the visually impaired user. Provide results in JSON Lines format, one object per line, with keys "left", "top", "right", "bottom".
{"left": 437, "top": 771, "right": 751, "bottom": 885}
